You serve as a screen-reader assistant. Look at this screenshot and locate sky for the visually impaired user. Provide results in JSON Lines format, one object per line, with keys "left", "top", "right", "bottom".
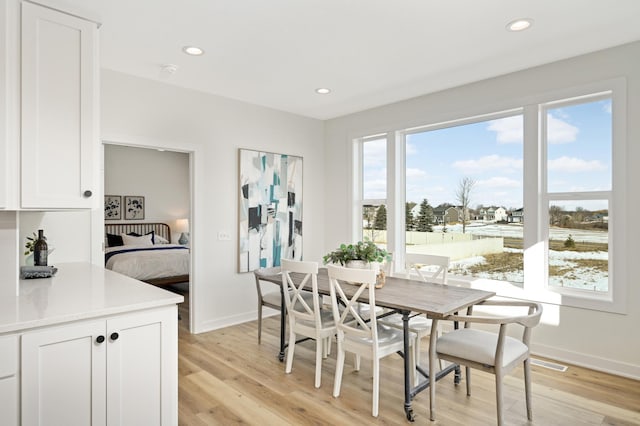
{"left": 363, "top": 98, "right": 612, "bottom": 212}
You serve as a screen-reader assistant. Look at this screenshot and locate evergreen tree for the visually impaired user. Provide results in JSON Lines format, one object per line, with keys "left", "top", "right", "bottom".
{"left": 405, "top": 202, "right": 415, "bottom": 231}
{"left": 374, "top": 204, "right": 387, "bottom": 230}
{"left": 564, "top": 234, "right": 576, "bottom": 248}
{"left": 416, "top": 199, "right": 434, "bottom": 232}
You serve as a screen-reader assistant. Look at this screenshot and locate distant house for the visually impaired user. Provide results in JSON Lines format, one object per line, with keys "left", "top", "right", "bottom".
{"left": 508, "top": 207, "right": 524, "bottom": 223}
{"left": 479, "top": 206, "right": 507, "bottom": 222}
{"left": 410, "top": 204, "right": 421, "bottom": 219}
{"left": 586, "top": 213, "right": 608, "bottom": 223}
{"left": 433, "top": 205, "right": 462, "bottom": 224}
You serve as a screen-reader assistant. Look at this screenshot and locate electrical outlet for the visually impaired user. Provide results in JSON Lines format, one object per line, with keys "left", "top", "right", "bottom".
{"left": 218, "top": 231, "right": 231, "bottom": 241}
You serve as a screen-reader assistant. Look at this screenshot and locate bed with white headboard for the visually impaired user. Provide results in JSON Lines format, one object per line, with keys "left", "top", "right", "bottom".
{"left": 104, "top": 222, "right": 189, "bottom": 286}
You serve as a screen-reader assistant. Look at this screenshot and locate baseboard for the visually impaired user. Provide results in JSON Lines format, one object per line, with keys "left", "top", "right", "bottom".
{"left": 193, "top": 308, "right": 278, "bottom": 335}
{"left": 531, "top": 342, "right": 640, "bottom": 380}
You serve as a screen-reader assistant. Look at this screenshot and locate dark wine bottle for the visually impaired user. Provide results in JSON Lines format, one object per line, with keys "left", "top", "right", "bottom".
{"left": 33, "top": 229, "right": 48, "bottom": 266}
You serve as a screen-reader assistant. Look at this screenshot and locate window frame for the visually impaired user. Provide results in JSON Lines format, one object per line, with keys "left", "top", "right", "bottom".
{"left": 352, "top": 78, "right": 627, "bottom": 314}
{"left": 353, "top": 134, "right": 390, "bottom": 243}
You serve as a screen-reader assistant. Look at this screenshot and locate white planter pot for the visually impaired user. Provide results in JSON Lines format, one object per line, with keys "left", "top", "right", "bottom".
{"left": 345, "top": 260, "right": 380, "bottom": 273}
{"left": 344, "top": 260, "right": 385, "bottom": 288}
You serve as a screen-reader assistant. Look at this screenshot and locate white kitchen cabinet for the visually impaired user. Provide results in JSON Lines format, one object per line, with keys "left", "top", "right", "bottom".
{"left": 21, "top": 306, "right": 178, "bottom": 426}
{"left": 20, "top": 1, "right": 99, "bottom": 209}
{"left": 0, "top": 0, "right": 19, "bottom": 210}
{"left": 0, "top": 335, "right": 19, "bottom": 426}
{"left": 0, "top": 1, "right": 7, "bottom": 209}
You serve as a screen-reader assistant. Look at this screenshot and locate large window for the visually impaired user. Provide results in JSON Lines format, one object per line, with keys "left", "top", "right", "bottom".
{"left": 405, "top": 114, "right": 524, "bottom": 286}
{"left": 358, "top": 137, "right": 387, "bottom": 243}
{"left": 543, "top": 95, "right": 611, "bottom": 293}
{"left": 354, "top": 81, "right": 625, "bottom": 312}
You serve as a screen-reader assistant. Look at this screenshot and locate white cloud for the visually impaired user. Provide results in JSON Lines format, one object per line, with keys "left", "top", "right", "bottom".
{"left": 547, "top": 113, "right": 579, "bottom": 144}
{"left": 363, "top": 178, "right": 387, "bottom": 199}
{"left": 406, "top": 168, "right": 427, "bottom": 178}
{"left": 477, "top": 176, "right": 521, "bottom": 188}
{"left": 487, "top": 116, "right": 523, "bottom": 144}
{"left": 363, "top": 138, "right": 387, "bottom": 166}
{"left": 406, "top": 142, "right": 418, "bottom": 156}
{"left": 364, "top": 166, "right": 386, "bottom": 180}
{"left": 452, "top": 154, "right": 522, "bottom": 174}
{"left": 407, "top": 184, "right": 447, "bottom": 204}
{"left": 548, "top": 156, "right": 607, "bottom": 172}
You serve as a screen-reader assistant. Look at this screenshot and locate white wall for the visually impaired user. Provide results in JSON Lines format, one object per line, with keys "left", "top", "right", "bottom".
{"left": 325, "top": 41, "right": 640, "bottom": 378}
{"left": 18, "top": 211, "right": 92, "bottom": 266}
{"left": 100, "top": 69, "right": 326, "bottom": 333}
{"left": 0, "top": 212, "right": 18, "bottom": 297}
{"left": 104, "top": 144, "right": 189, "bottom": 242}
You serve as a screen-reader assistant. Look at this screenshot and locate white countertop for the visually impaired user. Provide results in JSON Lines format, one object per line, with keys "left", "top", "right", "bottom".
{"left": 0, "top": 262, "right": 184, "bottom": 334}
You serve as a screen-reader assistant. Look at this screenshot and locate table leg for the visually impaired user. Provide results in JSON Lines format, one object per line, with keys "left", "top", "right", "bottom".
{"left": 279, "top": 288, "right": 286, "bottom": 362}
{"left": 402, "top": 310, "right": 415, "bottom": 422}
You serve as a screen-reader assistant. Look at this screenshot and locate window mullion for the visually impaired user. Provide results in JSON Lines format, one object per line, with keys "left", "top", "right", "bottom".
{"left": 523, "top": 104, "right": 542, "bottom": 292}
{"left": 352, "top": 140, "right": 363, "bottom": 242}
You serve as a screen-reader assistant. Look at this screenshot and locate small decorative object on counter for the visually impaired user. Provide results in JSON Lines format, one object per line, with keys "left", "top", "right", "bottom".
{"left": 376, "top": 268, "right": 386, "bottom": 289}
{"left": 20, "top": 265, "right": 58, "bottom": 279}
{"left": 33, "top": 229, "right": 48, "bottom": 266}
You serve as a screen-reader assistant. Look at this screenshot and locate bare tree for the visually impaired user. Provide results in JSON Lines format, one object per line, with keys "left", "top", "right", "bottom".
{"left": 455, "top": 177, "right": 476, "bottom": 234}
{"left": 549, "top": 205, "right": 563, "bottom": 226}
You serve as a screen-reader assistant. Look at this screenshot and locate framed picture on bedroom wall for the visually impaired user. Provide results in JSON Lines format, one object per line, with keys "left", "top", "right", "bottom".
{"left": 238, "top": 149, "right": 303, "bottom": 272}
{"left": 124, "top": 195, "right": 145, "bottom": 220}
{"left": 104, "top": 195, "right": 121, "bottom": 220}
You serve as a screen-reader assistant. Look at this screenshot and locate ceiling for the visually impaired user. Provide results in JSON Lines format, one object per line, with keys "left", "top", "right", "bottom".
{"left": 49, "top": 0, "right": 640, "bottom": 120}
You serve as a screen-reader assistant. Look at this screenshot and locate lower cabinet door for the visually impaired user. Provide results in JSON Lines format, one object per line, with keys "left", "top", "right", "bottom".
{"left": 106, "top": 306, "right": 178, "bottom": 426}
{"left": 21, "top": 320, "right": 107, "bottom": 426}
{"left": 0, "top": 333, "right": 19, "bottom": 426}
{"left": 20, "top": 306, "right": 178, "bottom": 426}
{"left": 0, "top": 376, "right": 18, "bottom": 426}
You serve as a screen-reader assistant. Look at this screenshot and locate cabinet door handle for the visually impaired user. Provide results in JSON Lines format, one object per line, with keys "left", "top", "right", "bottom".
{"left": 83, "top": 190, "right": 93, "bottom": 198}
{"left": 110, "top": 332, "right": 119, "bottom": 341}
{"left": 96, "top": 335, "right": 105, "bottom": 344}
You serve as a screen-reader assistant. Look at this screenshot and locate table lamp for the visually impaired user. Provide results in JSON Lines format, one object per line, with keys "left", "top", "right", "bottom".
{"left": 176, "top": 218, "right": 189, "bottom": 245}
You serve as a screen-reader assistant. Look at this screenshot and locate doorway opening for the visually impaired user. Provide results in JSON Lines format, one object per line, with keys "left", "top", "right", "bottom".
{"left": 102, "top": 141, "right": 194, "bottom": 332}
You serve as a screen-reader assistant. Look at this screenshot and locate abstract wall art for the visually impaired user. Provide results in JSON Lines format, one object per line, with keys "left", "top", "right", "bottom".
{"left": 239, "top": 149, "right": 303, "bottom": 272}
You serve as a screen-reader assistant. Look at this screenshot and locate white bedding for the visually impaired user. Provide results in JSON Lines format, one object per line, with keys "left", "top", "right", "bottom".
{"left": 105, "top": 244, "right": 189, "bottom": 281}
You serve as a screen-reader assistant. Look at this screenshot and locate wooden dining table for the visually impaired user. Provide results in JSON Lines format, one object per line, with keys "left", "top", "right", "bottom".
{"left": 258, "top": 267, "right": 495, "bottom": 421}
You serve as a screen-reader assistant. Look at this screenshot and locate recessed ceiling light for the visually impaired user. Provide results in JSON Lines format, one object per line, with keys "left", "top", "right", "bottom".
{"left": 182, "top": 46, "right": 204, "bottom": 56}
{"left": 315, "top": 88, "right": 331, "bottom": 95}
{"left": 506, "top": 18, "right": 533, "bottom": 32}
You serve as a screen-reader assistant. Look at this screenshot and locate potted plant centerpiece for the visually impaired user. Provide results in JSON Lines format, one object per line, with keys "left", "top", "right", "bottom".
{"left": 323, "top": 238, "right": 391, "bottom": 288}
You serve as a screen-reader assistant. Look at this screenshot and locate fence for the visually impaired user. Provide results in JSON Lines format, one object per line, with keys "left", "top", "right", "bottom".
{"left": 368, "top": 230, "right": 504, "bottom": 261}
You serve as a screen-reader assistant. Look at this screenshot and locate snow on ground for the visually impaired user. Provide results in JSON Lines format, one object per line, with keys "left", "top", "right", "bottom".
{"left": 438, "top": 222, "right": 608, "bottom": 292}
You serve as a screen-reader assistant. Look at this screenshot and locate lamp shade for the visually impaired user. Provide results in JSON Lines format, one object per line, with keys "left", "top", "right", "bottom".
{"left": 175, "top": 218, "right": 189, "bottom": 233}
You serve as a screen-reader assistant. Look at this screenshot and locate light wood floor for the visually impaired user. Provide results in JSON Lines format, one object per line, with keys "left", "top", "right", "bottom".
{"left": 176, "top": 303, "right": 640, "bottom": 425}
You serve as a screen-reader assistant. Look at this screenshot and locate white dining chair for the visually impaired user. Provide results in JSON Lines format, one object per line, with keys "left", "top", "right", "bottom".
{"left": 327, "top": 264, "right": 415, "bottom": 417}
{"left": 379, "top": 253, "right": 449, "bottom": 383}
{"left": 281, "top": 259, "right": 336, "bottom": 388}
{"left": 253, "top": 266, "right": 313, "bottom": 344}
{"left": 428, "top": 300, "right": 543, "bottom": 425}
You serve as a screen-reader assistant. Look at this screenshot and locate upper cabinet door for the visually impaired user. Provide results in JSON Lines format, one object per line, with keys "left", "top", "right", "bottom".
{"left": 0, "top": 0, "right": 20, "bottom": 210}
{"left": 21, "top": 2, "right": 98, "bottom": 209}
